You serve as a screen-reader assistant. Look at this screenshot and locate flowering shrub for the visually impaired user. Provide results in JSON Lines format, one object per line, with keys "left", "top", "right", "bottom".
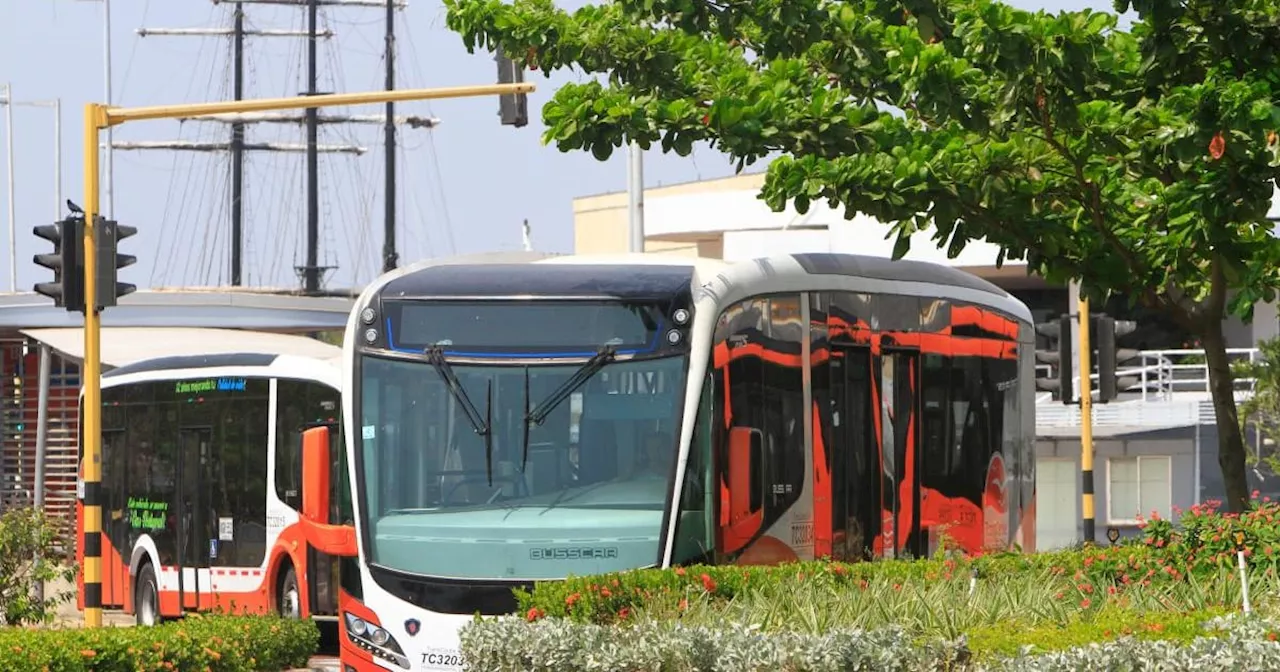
{"left": 1140, "top": 496, "right": 1280, "bottom": 575}
{"left": 516, "top": 496, "right": 1280, "bottom": 625}
{"left": 515, "top": 548, "right": 1170, "bottom": 625}
{"left": 0, "top": 613, "right": 318, "bottom": 672}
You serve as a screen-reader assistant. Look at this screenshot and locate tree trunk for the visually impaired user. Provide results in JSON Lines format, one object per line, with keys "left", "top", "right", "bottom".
{"left": 1200, "top": 319, "right": 1250, "bottom": 513}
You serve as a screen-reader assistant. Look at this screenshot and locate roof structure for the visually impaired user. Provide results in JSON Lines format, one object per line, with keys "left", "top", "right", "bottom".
{"left": 0, "top": 288, "right": 354, "bottom": 332}
{"left": 19, "top": 326, "right": 341, "bottom": 369}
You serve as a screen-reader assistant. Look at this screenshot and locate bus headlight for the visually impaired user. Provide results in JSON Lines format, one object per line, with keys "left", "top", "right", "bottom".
{"left": 348, "top": 615, "right": 368, "bottom": 636}
{"left": 344, "top": 612, "right": 409, "bottom": 670}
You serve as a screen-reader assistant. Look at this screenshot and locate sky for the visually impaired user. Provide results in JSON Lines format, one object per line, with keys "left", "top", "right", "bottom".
{"left": 0, "top": 0, "right": 1116, "bottom": 294}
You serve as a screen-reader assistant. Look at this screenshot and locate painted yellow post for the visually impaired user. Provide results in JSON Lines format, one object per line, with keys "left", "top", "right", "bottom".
{"left": 81, "top": 103, "right": 105, "bottom": 628}
{"left": 1079, "top": 296, "right": 1095, "bottom": 545}
{"left": 78, "top": 82, "right": 534, "bottom": 627}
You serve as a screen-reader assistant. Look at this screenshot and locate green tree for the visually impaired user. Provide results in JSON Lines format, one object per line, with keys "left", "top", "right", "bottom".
{"left": 0, "top": 507, "right": 77, "bottom": 626}
{"left": 445, "top": 0, "right": 1280, "bottom": 512}
{"left": 1234, "top": 336, "right": 1280, "bottom": 477}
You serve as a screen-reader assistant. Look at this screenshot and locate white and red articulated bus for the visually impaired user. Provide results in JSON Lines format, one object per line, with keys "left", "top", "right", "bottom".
{"left": 294, "top": 251, "right": 1038, "bottom": 672}
{"left": 77, "top": 347, "right": 350, "bottom": 626}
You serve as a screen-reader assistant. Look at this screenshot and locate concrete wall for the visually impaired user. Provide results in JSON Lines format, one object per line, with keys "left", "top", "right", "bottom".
{"left": 572, "top": 173, "right": 762, "bottom": 256}
{"left": 1037, "top": 427, "right": 1200, "bottom": 545}
{"left": 1037, "top": 422, "right": 1280, "bottom": 547}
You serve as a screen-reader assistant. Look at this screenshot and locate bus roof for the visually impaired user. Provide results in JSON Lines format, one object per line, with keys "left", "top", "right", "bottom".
{"left": 21, "top": 326, "right": 340, "bottom": 371}
{"left": 366, "top": 251, "right": 1030, "bottom": 324}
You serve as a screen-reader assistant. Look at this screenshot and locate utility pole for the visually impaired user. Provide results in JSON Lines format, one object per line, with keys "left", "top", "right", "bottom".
{"left": 627, "top": 142, "right": 644, "bottom": 253}
{"left": 3, "top": 83, "right": 14, "bottom": 292}
{"left": 104, "top": 0, "right": 115, "bottom": 218}
{"left": 0, "top": 88, "right": 60, "bottom": 292}
{"left": 382, "top": 0, "right": 397, "bottom": 273}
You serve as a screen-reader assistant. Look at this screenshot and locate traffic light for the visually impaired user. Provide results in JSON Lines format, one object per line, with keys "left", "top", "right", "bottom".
{"left": 94, "top": 216, "right": 137, "bottom": 310}
{"left": 32, "top": 216, "right": 85, "bottom": 312}
{"left": 495, "top": 46, "right": 528, "bottom": 127}
{"left": 1034, "top": 314, "right": 1073, "bottom": 403}
{"left": 1096, "top": 315, "right": 1140, "bottom": 403}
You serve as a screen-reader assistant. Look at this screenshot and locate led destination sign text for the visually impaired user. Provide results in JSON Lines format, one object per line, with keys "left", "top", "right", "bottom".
{"left": 174, "top": 377, "right": 248, "bottom": 394}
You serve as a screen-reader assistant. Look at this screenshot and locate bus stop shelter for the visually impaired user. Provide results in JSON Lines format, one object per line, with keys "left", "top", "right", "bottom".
{"left": 0, "top": 288, "right": 354, "bottom": 537}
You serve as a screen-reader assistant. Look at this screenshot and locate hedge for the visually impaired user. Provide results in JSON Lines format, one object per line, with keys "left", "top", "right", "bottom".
{"left": 459, "top": 613, "right": 1280, "bottom": 671}
{"left": 0, "top": 614, "right": 319, "bottom": 672}
{"left": 516, "top": 498, "right": 1280, "bottom": 624}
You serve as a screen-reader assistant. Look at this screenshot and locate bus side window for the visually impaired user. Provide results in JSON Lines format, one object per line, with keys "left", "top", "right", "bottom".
{"left": 274, "top": 380, "right": 307, "bottom": 510}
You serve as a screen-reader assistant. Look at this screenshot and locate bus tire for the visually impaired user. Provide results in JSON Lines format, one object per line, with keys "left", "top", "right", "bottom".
{"left": 134, "top": 563, "right": 160, "bottom": 627}
{"left": 277, "top": 565, "right": 301, "bottom": 619}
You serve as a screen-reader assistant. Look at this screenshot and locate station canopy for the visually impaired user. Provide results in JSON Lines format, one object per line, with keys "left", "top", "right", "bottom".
{"left": 0, "top": 288, "right": 354, "bottom": 332}
{"left": 18, "top": 327, "right": 341, "bottom": 370}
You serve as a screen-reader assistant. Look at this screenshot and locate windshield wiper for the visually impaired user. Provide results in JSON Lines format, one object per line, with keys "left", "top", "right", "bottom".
{"left": 521, "top": 345, "right": 617, "bottom": 472}
{"left": 425, "top": 345, "right": 495, "bottom": 485}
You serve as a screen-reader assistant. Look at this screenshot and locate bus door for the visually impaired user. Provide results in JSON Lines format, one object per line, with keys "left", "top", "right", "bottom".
{"left": 828, "top": 345, "right": 877, "bottom": 561}
{"left": 876, "top": 349, "right": 920, "bottom": 559}
{"left": 176, "top": 427, "right": 213, "bottom": 613}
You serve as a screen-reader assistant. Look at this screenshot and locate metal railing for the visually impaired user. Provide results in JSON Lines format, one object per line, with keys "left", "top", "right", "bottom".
{"left": 1042, "top": 347, "right": 1262, "bottom": 403}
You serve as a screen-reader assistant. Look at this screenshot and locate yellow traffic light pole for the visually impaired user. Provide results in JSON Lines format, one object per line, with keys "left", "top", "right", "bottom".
{"left": 1079, "top": 296, "right": 1095, "bottom": 545}
{"left": 78, "top": 82, "right": 535, "bottom": 628}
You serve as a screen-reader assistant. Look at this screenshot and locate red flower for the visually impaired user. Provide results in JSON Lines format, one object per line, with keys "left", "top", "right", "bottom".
{"left": 617, "top": 607, "right": 630, "bottom": 620}
{"left": 526, "top": 607, "right": 544, "bottom": 622}
{"left": 1209, "top": 132, "right": 1226, "bottom": 160}
{"left": 700, "top": 573, "right": 717, "bottom": 593}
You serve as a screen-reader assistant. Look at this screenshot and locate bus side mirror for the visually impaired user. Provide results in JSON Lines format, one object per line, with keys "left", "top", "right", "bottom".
{"left": 300, "top": 426, "right": 357, "bottom": 557}
{"left": 302, "top": 426, "right": 331, "bottom": 525}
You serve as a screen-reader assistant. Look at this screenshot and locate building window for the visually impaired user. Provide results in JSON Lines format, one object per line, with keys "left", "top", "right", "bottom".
{"left": 1107, "top": 456, "right": 1172, "bottom": 524}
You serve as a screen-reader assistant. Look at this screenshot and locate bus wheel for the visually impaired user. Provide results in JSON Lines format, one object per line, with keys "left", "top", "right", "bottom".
{"left": 278, "top": 566, "right": 301, "bottom": 619}
{"left": 135, "top": 563, "right": 160, "bottom": 627}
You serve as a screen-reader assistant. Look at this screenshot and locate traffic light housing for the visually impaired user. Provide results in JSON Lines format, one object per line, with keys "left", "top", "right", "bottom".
{"left": 32, "top": 217, "right": 85, "bottom": 312}
{"left": 495, "top": 46, "right": 528, "bottom": 127}
{"left": 1096, "top": 315, "right": 1141, "bottom": 403}
{"left": 1034, "top": 314, "right": 1073, "bottom": 403}
{"left": 94, "top": 216, "right": 137, "bottom": 310}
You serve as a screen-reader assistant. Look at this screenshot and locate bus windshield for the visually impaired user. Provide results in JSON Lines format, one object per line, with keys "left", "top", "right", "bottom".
{"left": 357, "top": 352, "right": 689, "bottom": 581}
